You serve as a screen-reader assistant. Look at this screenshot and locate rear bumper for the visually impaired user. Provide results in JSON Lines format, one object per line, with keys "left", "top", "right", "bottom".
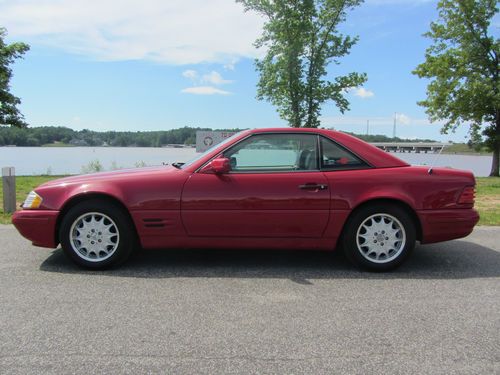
{"left": 12, "top": 210, "right": 59, "bottom": 248}
{"left": 418, "top": 208, "right": 479, "bottom": 244}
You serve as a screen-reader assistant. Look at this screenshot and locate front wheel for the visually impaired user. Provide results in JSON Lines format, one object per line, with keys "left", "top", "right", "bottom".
{"left": 342, "top": 204, "right": 416, "bottom": 271}
{"left": 59, "top": 199, "right": 136, "bottom": 269}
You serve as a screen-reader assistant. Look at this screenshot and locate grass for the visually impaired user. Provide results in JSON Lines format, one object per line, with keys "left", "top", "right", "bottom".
{"left": 474, "top": 177, "right": 500, "bottom": 225}
{"left": 0, "top": 176, "right": 499, "bottom": 225}
{"left": 41, "top": 142, "right": 74, "bottom": 147}
{"left": 443, "top": 143, "right": 492, "bottom": 155}
{"left": 0, "top": 175, "right": 62, "bottom": 224}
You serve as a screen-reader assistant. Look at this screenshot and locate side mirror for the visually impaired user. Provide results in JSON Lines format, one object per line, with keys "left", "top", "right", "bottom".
{"left": 200, "top": 157, "right": 231, "bottom": 174}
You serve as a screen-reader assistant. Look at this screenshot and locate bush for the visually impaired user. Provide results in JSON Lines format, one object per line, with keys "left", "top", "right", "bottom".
{"left": 81, "top": 160, "right": 103, "bottom": 174}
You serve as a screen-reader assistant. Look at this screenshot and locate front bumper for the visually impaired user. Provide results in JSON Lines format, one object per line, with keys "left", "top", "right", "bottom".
{"left": 418, "top": 208, "right": 479, "bottom": 244}
{"left": 12, "top": 210, "right": 59, "bottom": 248}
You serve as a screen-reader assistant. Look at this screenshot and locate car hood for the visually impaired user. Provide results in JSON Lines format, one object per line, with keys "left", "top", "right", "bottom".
{"left": 39, "top": 165, "right": 177, "bottom": 187}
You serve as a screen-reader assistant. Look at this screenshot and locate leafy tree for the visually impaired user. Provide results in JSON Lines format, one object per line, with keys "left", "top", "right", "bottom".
{"left": 0, "top": 27, "right": 30, "bottom": 128}
{"left": 237, "top": 0, "right": 366, "bottom": 128}
{"left": 413, "top": 0, "right": 499, "bottom": 176}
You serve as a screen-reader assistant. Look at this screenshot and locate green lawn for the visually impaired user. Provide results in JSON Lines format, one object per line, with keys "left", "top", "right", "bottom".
{"left": 0, "top": 175, "right": 60, "bottom": 224}
{"left": 41, "top": 142, "right": 74, "bottom": 147}
{"left": 1, "top": 175, "right": 499, "bottom": 225}
{"left": 474, "top": 177, "right": 500, "bottom": 225}
{"left": 442, "top": 143, "right": 492, "bottom": 156}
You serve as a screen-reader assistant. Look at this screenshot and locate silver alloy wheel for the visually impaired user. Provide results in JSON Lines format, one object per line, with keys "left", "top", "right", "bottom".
{"left": 69, "top": 212, "right": 120, "bottom": 262}
{"left": 355, "top": 213, "right": 406, "bottom": 264}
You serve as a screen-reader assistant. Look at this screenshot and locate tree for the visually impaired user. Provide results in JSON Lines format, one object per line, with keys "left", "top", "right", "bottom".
{"left": 237, "top": 0, "right": 366, "bottom": 128}
{"left": 413, "top": 0, "right": 499, "bottom": 176}
{"left": 0, "top": 27, "right": 30, "bottom": 128}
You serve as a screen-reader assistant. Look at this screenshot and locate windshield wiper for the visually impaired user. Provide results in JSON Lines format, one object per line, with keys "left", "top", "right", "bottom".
{"left": 171, "top": 162, "right": 185, "bottom": 169}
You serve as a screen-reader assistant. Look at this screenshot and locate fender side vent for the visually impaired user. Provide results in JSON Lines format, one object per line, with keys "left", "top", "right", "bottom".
{"left": 143, "top": 218, "right": 166, "bottom": 228}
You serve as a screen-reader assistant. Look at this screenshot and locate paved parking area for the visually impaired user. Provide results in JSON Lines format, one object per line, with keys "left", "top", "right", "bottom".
{"left": 0, "top": 225, "right": 499, "bottom": 374}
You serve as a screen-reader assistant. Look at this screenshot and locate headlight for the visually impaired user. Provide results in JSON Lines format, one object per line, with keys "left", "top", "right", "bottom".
{"left": 23, "top": 191, "right": 43, "bottom": 209}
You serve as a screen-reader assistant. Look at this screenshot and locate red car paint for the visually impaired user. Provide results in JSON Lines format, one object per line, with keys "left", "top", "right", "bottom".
{"left": 12, "top": 128, "right": 479, "bottom": 251}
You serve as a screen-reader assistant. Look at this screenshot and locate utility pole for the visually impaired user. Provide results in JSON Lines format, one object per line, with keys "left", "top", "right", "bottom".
{"left": 366, "top": 120, "right": 369, "bottom": 135}
{"left": 393, "top": 112, "right": 397, "bottom": 139}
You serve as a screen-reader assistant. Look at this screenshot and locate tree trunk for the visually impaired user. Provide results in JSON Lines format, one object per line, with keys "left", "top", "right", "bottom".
{"left": 490, "top": 146, "right": 499, "bottom": 177}
{"left": 489, "top": 114, "right": 500, "bottom": 177}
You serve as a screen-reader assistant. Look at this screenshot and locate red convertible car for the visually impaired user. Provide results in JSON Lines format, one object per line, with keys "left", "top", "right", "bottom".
{"left": 13, "top": 128, "right": 479, "bottom": 271}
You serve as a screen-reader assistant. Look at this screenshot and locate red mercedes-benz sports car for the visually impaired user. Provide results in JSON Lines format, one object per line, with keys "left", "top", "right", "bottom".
{"left": 13, "top": 128, "right": 479, "bottom": 271}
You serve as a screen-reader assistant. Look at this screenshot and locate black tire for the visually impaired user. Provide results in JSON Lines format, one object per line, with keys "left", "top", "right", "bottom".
{"left": 342, "top": 203, "right": 416, "bottom": 271}
{"left": 59, "top": 199, "right": 136, "bottom": 269}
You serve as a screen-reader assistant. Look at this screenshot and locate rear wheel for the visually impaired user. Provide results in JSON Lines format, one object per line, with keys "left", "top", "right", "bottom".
{"left": 342, "top": 204, "right": 416, "bottom": 271}
{"left": 59, "top": 199, "right": 135, "bottom": 269}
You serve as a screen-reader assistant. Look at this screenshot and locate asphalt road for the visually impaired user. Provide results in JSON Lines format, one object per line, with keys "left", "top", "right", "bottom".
{"left": 0, "top": 225, "right": 499, "bottom": 374}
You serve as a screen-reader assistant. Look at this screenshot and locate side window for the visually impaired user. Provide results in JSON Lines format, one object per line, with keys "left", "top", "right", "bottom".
{"left": 224, "top": 134, "right": 318, "bottom": 172}
{"left": 320, "top": 137, "right": 367, "bottom": 170}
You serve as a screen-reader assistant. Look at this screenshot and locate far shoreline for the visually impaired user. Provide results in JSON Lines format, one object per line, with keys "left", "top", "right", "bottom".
{"left": 0, "top": 144, "right": 493, "bottom": 157}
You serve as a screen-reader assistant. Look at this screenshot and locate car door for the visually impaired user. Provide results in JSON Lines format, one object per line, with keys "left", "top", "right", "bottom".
{"left": 181, "top": 133, "right": 330, "bottom": 238}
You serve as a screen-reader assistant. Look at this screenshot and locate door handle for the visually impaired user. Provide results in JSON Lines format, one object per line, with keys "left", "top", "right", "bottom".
{"left": 299, "top": 183, "right": 328, "bottom": 191}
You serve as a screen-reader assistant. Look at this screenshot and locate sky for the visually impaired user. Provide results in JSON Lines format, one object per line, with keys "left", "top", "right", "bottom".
{"left": 0, "top": 0, "right": 497, "bottom": 142}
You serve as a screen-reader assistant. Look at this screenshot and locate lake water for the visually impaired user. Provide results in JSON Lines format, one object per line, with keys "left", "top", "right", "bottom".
{"left": 0, "top": 146, "right": 493, "bottom": 176}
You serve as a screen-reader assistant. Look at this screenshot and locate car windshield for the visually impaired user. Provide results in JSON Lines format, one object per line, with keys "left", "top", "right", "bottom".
{"left": 180, "top": 132, "right": 243, "bottom": 169}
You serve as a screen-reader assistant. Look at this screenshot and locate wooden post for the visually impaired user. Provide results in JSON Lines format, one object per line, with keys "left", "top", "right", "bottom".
{"left": 2, "top": 167, "right": 16, "bottom": 214}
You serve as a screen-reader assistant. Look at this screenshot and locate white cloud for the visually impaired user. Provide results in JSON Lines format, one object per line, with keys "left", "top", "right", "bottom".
{"left": 202, "top": 71, "right": 233, "bottom": 85}
{"left": 181, "top": 86, "right": 231, "bottom": 95}
{"left": 353, "top": 87, "right": 375, "bottom": 98}
{"left": 395, "top": 113, "right": 411, "bottom": 125}
{"left": 182, "top": 70, "right": 198, "bottom": 81}
{"left": 182, "top": 70, "right": 233, "bottom": 94}
{"left": 223, "top": 60, "right": 237, "bottom": 71}
{"left": 0, "top": 0, "right": 264, "bottom": 65}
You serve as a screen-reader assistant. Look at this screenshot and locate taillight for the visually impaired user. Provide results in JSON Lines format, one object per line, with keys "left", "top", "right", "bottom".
{"left": 458, "top": 186, "right": 475, "bottom": 205}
